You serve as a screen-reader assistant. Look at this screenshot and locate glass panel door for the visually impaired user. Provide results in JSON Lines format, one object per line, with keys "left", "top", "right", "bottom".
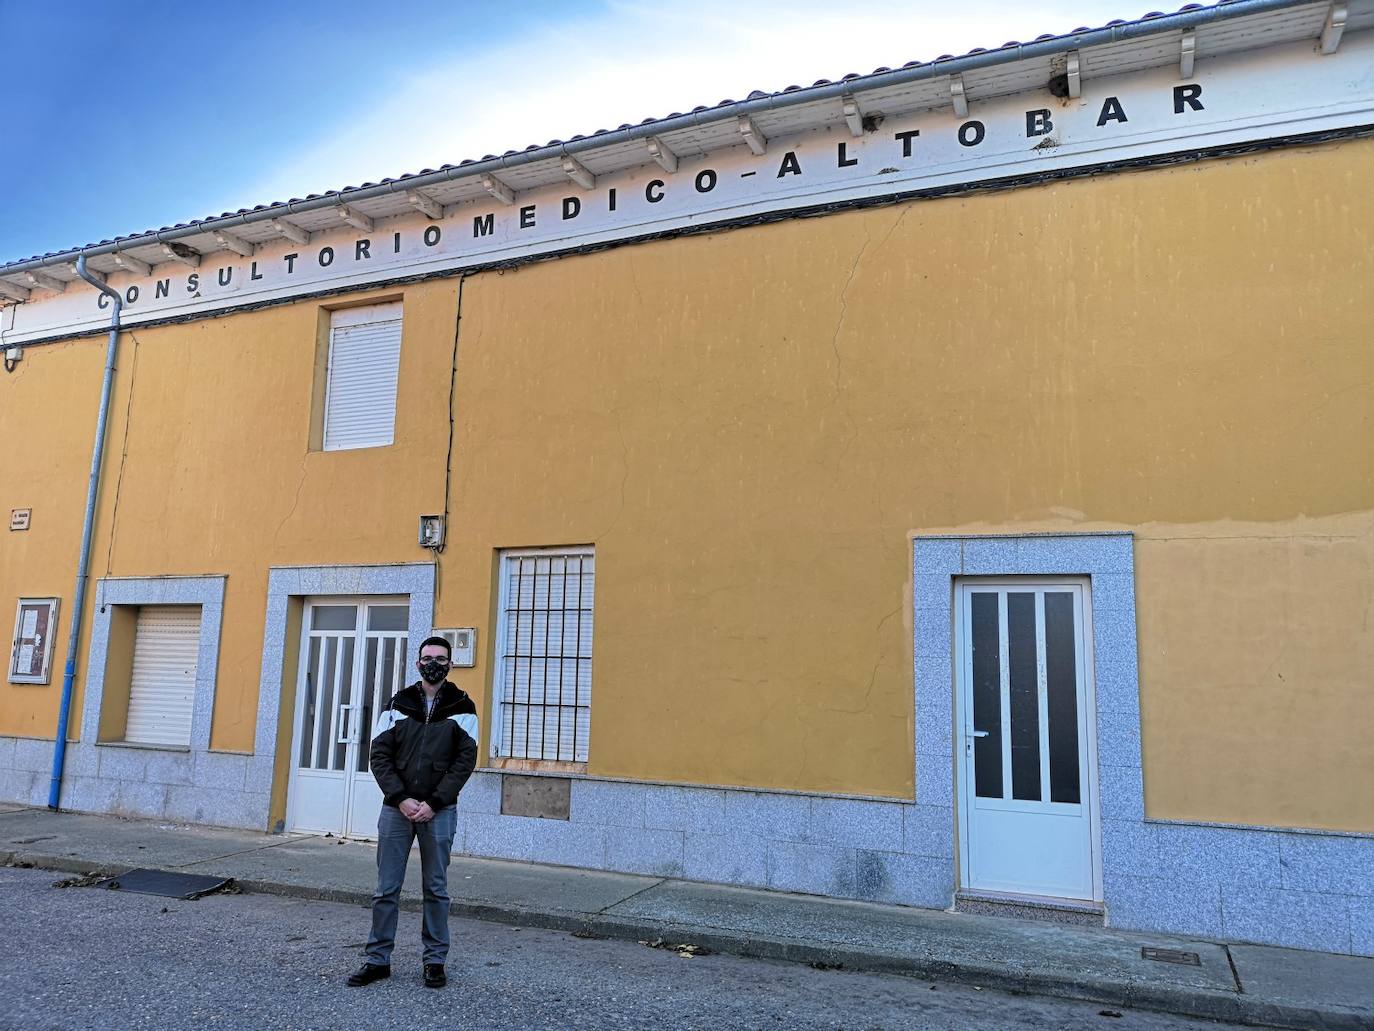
{"left": 288, "top": 598, "right": 408, "bottom": 838}
{"left": 345, "top": 602, "right": 409, "bottom": 838}
{"left": 288, "top": 604, "right": 361, "bottom": 835}
{"left": 957, "top": 581, "right": 1098, "bottom": 900}
{"left": 355, "top": 607, "right": 409, "bottom": 774}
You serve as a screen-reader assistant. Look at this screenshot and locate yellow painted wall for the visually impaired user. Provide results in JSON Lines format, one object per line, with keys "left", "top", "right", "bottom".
{"left": 1, "top": 138, "right": 1370, "bottom": 831}
{"left": 1133, "top": 515, "right": 1374, "bottom": 831}
{"left": 96, "top": 605, "right": 137, "bottom": 742}
{"left": 0, "top": 286, "right": 455, "bottom": 745}
{"left": 1, "top": 336, "right": 103, "bottom": 736}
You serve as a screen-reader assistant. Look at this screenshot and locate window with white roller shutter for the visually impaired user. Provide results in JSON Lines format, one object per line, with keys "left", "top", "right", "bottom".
{"left": 125, "top": 605, "right": 201, "bottom": 747}
{"left": 323, "top": 303, "right": 403, "bottom": 451}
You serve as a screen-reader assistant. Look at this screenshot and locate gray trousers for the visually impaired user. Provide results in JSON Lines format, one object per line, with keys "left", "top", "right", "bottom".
{"left": 364, "top": 803, "right": 458, "bottom": 965}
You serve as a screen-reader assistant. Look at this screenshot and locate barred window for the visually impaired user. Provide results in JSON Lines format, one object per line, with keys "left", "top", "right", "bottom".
{"left": 494, "top": 549, "right": 594, "bottom": 763}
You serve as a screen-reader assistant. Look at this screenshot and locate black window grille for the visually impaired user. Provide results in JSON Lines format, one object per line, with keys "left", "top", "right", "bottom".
{"left": 497, "top": 551, "right": 594, "bottom": 762}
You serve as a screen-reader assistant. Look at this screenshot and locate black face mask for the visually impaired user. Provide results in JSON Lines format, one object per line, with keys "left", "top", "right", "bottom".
{"left": 418, "top": 659, "right": 449, "bottom": 685}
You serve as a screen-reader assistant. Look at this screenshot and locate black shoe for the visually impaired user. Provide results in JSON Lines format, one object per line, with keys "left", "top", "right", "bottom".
{"left": 346, "top": 962, "right": 391, "bottom": 987}
{"left": 423, "top": 963, "right": 447, "bottom": 989}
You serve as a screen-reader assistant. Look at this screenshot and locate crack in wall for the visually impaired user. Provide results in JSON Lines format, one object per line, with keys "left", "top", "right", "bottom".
{"left": 824, "top": 603, "right": 903, "bottom": 716}
{"left": 103, "top": 331, "right": 142, "bottom": 577}
{"left": 273, "top": 457, "right": 309, "bottom": 548}
{"left": 827, "top": 207, "right": 914, "bottom": 470}
{"left": 598, "top": 410, "right": 632, "bottom": 540}
{"left": 827, "top": 234, "right": 870, "bottom": 466}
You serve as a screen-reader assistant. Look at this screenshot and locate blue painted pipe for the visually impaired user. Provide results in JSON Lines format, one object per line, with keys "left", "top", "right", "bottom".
{"left": 48, "top": 256, "right": 122, "bottom": 809}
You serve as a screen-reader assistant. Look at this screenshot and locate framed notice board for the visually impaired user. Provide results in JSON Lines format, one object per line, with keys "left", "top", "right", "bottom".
{"left": 10, "top": 597, "right": 59, "bottom": 685}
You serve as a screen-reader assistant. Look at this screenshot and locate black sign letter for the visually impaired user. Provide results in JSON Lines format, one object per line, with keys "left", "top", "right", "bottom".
{"left": 645, "top": 180, "right": 665, "bottom": 203}
{"left": 283, "top": 253, "right": 298, "bottom": 274}
{"left": 423, "top": 225, "right": 442, "bottom": 246}
{"left": 1025, "top": 109, "right": 1054, "bottom": 137}
{"left": 1097, "top": 97, "right": 1128, "bottom": 126}
{"left": 562, "top": 196, "right": 581, "bottom": 220}
{"left": 894, "top": 129, "right": 920, "bottom": 157}
{"left": 776, "top": 151, "right": 801, "bottom": 177}
{"left": 250, "top": 262, "right": 262, "bottom": 282}
{"left": 608, "top": 187, "right": 617, "bottom": 212}
{"left": 187, "top": 273, "right": 200, "bottom": 293}
{"left": 126, "top": 285, "right": 139, "bottom": 304}
{"left": 393, "top": 231, "right": 402, "bottom": 254}
{"left": 355, "top": 239, "right": 371, "bottom": 260}
{"left": 1174, "top": 84, "right": 1204, "bottom": 113}
{"left": 694, "top": 169, "right": 717, "bottom": 193}
{"left": 837, "top": 142, "right": 857, "bottom": 168}
{"left": 519, "top": 205, "right": 536, "bottom": 228}
{"left": 473, "top": 213, "right": 495, "bottom": 238}
{"left": 957, "top": 121, "right": 985, "bottom": 147}
{"left": 155, "top": 279, "right": 171, "bottom": 299}
{"left": 217, "top": 267, "right": 232, "bottom": 287}
{"left": 318, "top": 246, "right": 335, "bottom": 267}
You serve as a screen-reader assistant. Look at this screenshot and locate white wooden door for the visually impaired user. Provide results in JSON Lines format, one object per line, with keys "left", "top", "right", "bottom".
{"left": 955, "top": 580, "right": 1100, "bottom": 901}
{"left": 287, "top": 598, "right": 408, "bottom": 837}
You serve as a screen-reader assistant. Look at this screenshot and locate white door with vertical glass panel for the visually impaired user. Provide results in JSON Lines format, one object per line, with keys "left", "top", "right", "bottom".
{"left": 955, "top": 580, "right": 1099, "bottom": 901}
{"left": 287, "top": 598, "right": 409, "bottom": 838}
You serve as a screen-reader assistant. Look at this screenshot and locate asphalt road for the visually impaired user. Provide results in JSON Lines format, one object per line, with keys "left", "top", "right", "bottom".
{"left": 0, "top": 865, "right": 1243, "bottom": 1031}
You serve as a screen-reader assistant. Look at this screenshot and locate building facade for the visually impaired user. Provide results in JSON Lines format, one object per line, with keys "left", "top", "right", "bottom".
{"left": 2, "top": 1, "right": 1371, "bottom": 956}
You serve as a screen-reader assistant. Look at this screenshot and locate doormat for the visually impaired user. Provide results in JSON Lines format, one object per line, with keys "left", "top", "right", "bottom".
{"left": 94, "top": 869, "right": 235, "bottom": 900}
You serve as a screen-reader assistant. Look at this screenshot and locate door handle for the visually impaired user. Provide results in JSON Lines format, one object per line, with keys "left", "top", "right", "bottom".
{"left": 968, "top": 730, "right": 990, "bottom": 738}
{"left": 337, "top": 703, "right": 355, "bottom": 745}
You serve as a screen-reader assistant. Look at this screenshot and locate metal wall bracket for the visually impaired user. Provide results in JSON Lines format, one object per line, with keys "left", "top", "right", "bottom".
{"left": 69, "top": 262, "right": 105, "bottom": 284}
{"left": 212, "top": 230, "right": 255, "bottom": 258}
{"left": 406, "top": 189, "right": 445, "bottom": 219}
{"left": 561, "top": 155, "right": 596, "bottom": 190}
{"left": 738, "top": 115, "right": 768, "bottom": 155}
{"left": 646, "top": 136, "right": 678, "bottom": 173}
{"left": 268, "top": 218, "right": 310, "bottom": 245}
{"left": 1067, "top": 51, "right": 1082, "bottom": 99}
{"left": 842, "top": 93, "right": 865, "bottom": 137}
{"left": 112, "top": 252, "right": 152, "bottom": 277}
{"left": 22, "top": 271, "right": 65, "bottom": 294}
{"left": 159, "top": 242, "right": 200, "bottom": 268}
{"left": 336, "top": 204, "right": 374, "bottom": 232}
{"left": 1180, "top": 29, "right": 1196, "bottom": 78}
{"left": 481, "top": 173, "right": 516, "bottom": 205}
{"left": 1320, "top": 3, "right": 1348, "bottom": 54}
{"left": 950, "top": 74, "right": 969, "bottom": 118}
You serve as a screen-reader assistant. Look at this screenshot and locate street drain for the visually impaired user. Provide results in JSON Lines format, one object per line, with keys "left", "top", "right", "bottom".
{"left": 1141, "top": 946, "right": 1200, "bottom": 966}
{"left": 95, "top": 869, "right": 235, "bottom": 900}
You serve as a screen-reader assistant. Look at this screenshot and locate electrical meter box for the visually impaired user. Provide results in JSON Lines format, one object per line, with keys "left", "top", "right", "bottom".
{"left": 437, "top": 627, "right": 477, "bottom": 667}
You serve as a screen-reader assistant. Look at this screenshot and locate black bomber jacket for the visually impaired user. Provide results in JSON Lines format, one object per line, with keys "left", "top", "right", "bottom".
{"left": 369, "top": 682, "right": 478, "bottom": 811}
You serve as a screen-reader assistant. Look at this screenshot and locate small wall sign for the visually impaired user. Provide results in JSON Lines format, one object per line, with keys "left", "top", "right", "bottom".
{"left": 9, "top": 509, "right": 31, "bottom": 531}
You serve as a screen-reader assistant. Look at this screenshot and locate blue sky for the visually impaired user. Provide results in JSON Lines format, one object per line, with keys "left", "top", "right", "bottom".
{"left": 1, "top": 0, "right": 1134, "bottom": 262}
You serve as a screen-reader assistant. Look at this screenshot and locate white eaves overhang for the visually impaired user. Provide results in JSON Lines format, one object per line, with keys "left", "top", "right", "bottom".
{"left": 1, "top": 0, "right": 1369, "bottom": 303}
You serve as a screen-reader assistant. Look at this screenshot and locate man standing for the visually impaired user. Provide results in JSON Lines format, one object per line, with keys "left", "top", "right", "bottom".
{"left": 346, "top": 635, "right": 478, "bottom": 990}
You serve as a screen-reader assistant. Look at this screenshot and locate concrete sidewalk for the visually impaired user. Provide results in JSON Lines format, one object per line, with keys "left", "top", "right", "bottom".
{"left": 2, "top": 805, "right": 1369, "bottom": 1030}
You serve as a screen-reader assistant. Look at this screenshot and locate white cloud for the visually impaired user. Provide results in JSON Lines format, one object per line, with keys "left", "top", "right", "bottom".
{"left": 224, "top": 0, "right": 1133, "bottom": 210}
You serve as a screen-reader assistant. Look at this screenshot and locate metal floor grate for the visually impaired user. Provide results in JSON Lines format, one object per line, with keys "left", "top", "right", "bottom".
{"left": 1141, "top": 946, "right": 1201, "bottom": 966}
